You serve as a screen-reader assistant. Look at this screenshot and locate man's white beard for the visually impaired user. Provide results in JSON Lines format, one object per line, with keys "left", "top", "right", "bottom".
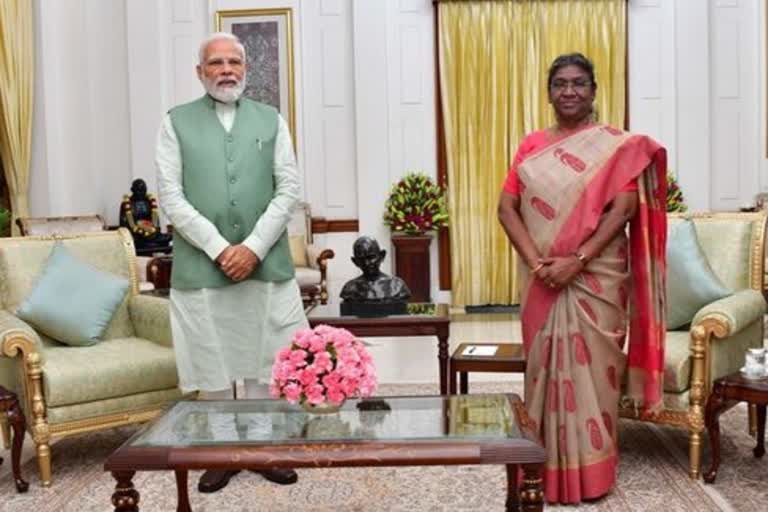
{"left": 203, "top": 75, "right": 246, "bottom": 104}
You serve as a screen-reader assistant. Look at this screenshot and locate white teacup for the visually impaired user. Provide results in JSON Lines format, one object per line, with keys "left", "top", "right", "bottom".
{"left": 747, "top": 348, "right": 767, "bottom": 366}
{"left": 744, "top": 349, "right": 767, "bottom": 378}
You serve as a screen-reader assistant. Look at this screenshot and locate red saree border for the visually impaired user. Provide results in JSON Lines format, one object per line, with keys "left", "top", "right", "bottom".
{"left": 544, "top": 454, "right": 618, "bottom": 504}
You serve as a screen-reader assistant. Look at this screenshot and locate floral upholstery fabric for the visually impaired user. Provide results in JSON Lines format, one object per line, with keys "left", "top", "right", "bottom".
{"left": 128, "top": 295, "right": 172, "bottom": 348}
{"left": 692, "top": 289, "right": 766, "bottom": 333}
{"left": 295, "top": 266, "right": 322, "bottom": 288}
{"left": 42, "top": 336, "right": 179, "bottom": 407}
{"left": 688, "top": 219, "right": 753, "bottom": 291}
{"left": 46, "top": 387, "right": 184, "bottom": 425}
{"left": 662, "top": 331, "right": 693, "bottom": 393}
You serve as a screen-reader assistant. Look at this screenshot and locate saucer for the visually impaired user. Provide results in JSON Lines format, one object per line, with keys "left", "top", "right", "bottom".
{"left": 740, "top": 366, "right": 768, "bottom": 379}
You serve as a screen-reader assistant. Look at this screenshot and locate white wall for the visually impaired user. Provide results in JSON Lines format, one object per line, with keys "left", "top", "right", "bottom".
{"left": 30, "top": 0, "right": 132, "bottom": 222}
{"left": 760, "top": 0, "right": 768, "bottom": 191}
{"left": 28, "top": 0, "right": 767, "bottom": 301}
{"left": 628, "top": 0, "right": 764, "bottom": 211}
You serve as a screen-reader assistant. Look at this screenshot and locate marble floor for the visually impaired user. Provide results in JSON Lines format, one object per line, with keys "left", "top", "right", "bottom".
{"left": 0, "top": 310, "right": 524, "bottom": 485}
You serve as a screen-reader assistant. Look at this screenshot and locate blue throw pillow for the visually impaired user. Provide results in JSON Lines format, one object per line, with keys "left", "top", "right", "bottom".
{"left": 17, "top": 243, "right": 130, "bottom": 346}
{"left": 666, "top": 220, "right": 732, "bottom": 329}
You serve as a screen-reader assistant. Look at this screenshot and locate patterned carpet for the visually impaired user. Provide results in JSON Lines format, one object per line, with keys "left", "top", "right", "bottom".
{"left": 0, "top": 382, "right": 765, "bottom": 511}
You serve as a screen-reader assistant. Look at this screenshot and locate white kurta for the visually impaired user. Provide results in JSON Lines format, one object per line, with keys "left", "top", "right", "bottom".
{"left": 156, "top": 101, "right": 308, "bottom": 393}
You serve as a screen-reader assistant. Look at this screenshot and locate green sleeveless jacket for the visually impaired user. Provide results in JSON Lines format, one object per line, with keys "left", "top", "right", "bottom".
{"left": 168, "top": 95, "right": 294, "bottom": 289}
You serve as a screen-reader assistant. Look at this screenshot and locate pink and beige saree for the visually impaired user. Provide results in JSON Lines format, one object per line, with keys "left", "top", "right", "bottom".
{"left": 516, "top": 125, "right": 667, "bottom": 503}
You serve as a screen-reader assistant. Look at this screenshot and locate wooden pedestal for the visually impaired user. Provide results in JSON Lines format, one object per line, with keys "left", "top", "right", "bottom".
{"left": 391, "top": 235, "right": 432, "bottom": 303}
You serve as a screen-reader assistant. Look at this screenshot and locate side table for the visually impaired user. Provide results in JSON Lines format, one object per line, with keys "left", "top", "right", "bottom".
{"left": 0, "top": 385, "right": 29, "bottom": 492}
{"left": 449, "top": 343, "right": 526, "bottom": 394}
{"left": 703, "top": 371, "right": 767, "bottom": 484}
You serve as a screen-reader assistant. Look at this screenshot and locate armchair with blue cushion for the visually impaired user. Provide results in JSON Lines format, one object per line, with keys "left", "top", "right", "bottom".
{"left": 620, "top": 211, "right": 767, "bottom": 479}
{"left": 0, "top": 229, "right": 183, "bottom": 486}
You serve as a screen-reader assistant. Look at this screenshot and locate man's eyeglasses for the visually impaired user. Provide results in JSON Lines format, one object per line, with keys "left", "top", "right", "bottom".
{"left": 550, "top": 79, "right": 593, "bottom": 93}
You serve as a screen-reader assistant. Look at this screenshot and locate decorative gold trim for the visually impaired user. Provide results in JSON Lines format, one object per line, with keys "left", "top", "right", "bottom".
{"left": 215, "top": 7, "right": 297, "bottom": 151}
{"left": 116, "top": 227, "right": 141, "bottom": 295}
{"left": 48, "top": 407, "right": 163, "bottom": 437}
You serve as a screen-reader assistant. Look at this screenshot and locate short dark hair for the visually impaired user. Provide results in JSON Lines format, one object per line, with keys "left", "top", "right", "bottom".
{"left": 547, "top": 53, "right": 596, "bottom": 90}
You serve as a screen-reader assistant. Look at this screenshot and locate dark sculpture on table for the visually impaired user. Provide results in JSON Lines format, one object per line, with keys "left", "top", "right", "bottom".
{"left": 119, "top": 178, "right": 172, "bottom": 256}
{"left": 340, "top": 236, "right": 410, "bottom": 316}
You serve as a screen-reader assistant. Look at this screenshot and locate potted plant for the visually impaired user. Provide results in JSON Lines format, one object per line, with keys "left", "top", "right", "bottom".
{"left": 383, "top": 172, "right": 448, "bottom": 302}
{"left": 667, "top": 173, "right": 687, "bottom": 213}
{"left": 0, "top": 208, "right": 10, "bottom": 237}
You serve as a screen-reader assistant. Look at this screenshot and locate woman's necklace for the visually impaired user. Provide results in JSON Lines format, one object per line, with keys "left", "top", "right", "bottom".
{"left": 550, "top": 117, "right": 595, "bottom": 139}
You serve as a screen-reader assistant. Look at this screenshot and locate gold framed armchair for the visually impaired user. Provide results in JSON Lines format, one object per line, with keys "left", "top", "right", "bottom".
{"left": 287, "top": 202, "right": 335, "bottom": 305}
{"left": 620, "top": 211, "right": 768, "bottom": 479}
{"left": 0, "top": 230, "right": 183, "bottom": 486}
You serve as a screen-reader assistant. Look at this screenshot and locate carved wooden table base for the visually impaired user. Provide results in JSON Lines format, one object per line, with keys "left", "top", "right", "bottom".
{"left": 0, "top": 385, "right": 29, "bottom": 493}
{"left": 704, "top": 372, "right": 768, "bottom": 483}
{"left": 111, "top": 471, "right": 140, "bottom": 512}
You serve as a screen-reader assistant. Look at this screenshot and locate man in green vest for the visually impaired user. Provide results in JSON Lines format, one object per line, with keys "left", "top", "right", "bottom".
{"left": 156, "top": 32, "right": 307, "bottom": 493}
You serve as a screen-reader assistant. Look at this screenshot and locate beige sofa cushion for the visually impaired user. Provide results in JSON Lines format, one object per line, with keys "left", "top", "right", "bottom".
{"left": 289, "top": 235, "right": 308, "bottom": 267}
{"left": 42, "top": 336, "right": 179, "bottom": 407}
{"left": 690, "top": 219, "right": 754, "bottom": 291}
{"left": 295, "top": 266, "right": 321, "bottom": 288}
{"left": 663, "top": 331, "right": 693, "bottom": 393}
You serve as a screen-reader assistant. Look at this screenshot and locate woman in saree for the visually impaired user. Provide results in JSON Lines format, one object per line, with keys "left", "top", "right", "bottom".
{"left": 497, "top": 53, "right": 667, "bottom": 504}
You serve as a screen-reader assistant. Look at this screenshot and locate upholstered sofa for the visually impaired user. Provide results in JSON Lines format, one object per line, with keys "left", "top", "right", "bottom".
{"left": 287, "top": 202, "right": 335, "bottom": 305}
{"left": 620, "top": 211, "right": 767, "bottom": 479}
{"left": 0, "top": 229, "right": 182, "bottom": 486}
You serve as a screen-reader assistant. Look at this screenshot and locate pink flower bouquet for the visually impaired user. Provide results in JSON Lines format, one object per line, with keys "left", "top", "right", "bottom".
{"left": 270, "top": 325, "right": 378, "bottom": 407}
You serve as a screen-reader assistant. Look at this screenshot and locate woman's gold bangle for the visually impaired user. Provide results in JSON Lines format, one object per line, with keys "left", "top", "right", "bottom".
{"left": 531, "top": 263, "right": 545, "bottom": 274}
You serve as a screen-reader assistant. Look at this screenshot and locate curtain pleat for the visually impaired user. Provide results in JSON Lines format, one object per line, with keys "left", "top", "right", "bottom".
{"left": 0, "top": 0, "right": 34, "bottom": 235}
{"left": 439, "top": 0, "right": 626, "bottom": 307}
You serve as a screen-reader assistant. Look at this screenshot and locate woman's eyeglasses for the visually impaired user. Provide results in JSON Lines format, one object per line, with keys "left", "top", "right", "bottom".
{"left": 550, "top": 80, "right": 592, "bottom": 93}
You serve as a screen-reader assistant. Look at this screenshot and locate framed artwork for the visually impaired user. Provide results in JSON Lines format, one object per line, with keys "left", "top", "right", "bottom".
{"left": 216, "top": 8, "right": 296, "bottom": 148}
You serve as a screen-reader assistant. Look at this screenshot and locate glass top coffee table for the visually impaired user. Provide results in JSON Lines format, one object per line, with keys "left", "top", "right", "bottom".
{"left": 305, "top": 303, "right": 452, "bottom": 394}
{"left": 104, "top": 393, "right": 545, "bottom": 511}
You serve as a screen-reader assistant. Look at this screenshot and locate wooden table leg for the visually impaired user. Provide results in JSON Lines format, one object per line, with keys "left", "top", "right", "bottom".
{"left": 505, "top": 464, "right": 520, "bottom": 512}
{"left": 111, "top": 470, "right": 139, "bottom": 512}
{"left": 519, "top": 464, "right": 543, "bottom": 512}
{"left": 459, "top": 372, "right": 469, "bottom": 394}
{"left": 7, "top": 403, "right": 28, "bottom": 493}
{"left": 175, "top": 470, "right": 192, "bottom": 512}
{"left": 703, "top": 385, "right": 728, "bottom": 483}
{"left": 437, "top": 333, "right": 449, "bottom": 395}
{"left": 754, "top": 404, "right": 766, "bottom": 458}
